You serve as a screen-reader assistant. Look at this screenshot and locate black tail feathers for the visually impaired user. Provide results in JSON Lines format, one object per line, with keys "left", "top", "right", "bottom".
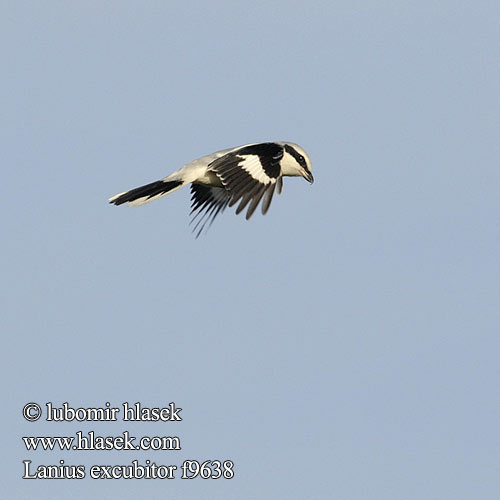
{"left": 109, "top": 180, "right": 183, "bottom": 206}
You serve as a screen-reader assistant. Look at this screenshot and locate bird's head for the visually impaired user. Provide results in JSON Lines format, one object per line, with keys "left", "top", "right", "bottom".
{"left": 281, "top": 143, "right": 314, "bottom": 183}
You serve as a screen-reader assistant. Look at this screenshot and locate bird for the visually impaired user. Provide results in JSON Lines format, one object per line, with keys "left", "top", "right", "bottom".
{"left": 109, "top": 141, "right": 313, "bottom": 237}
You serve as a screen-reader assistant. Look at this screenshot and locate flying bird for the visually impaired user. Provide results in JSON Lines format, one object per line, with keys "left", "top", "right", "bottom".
{"left": 109, "top": 141, "right": 313, "bottom": 237}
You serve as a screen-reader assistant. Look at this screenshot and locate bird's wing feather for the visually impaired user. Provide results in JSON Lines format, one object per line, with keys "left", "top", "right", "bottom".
{"left": 208, "top": 143, "right": 283, "bottom": 219}
{"left": 276, "top": 176, "right": 283, "bottom": 195}
{"left": 189, "top": 184, "right": 231, "bottom": 238}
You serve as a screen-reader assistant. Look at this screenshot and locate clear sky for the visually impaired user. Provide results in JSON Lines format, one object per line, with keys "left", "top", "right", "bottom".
{"left": 3, "top": 1, "right": 499, "bottom": 499}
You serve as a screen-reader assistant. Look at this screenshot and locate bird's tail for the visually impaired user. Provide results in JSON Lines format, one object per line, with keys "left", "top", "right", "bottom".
{"left": 109, "top": 179, "right": 184, "bottom": 206}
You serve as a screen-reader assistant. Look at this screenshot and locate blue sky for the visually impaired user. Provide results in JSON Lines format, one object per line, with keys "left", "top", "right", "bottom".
{"left": 3, "top": 2, "right": 499, "bottom": 499}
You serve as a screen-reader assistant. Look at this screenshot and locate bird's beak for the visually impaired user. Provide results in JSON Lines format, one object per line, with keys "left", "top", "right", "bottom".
{"left": 303, "top": 170, "right": 314, "bottom": 184}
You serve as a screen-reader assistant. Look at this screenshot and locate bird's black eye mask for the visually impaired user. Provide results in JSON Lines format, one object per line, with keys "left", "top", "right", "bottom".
{"left": 284, "top": 144, "right": 310, "bottom": 172}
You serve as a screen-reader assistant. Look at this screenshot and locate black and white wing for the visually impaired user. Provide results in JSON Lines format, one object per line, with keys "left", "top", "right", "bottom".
{"left": 189, "top": 184, "right": 231, "bottom": 238}
{"left": 208, "top": 142, "right": 283, "bottom": 220}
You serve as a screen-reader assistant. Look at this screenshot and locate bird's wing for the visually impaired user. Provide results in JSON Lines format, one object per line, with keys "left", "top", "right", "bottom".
{"left": 208, "top": 143, "right": 283, "bottom": 220}
{"left": 189, "top": 184, "right": 231, "bottom": 238}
